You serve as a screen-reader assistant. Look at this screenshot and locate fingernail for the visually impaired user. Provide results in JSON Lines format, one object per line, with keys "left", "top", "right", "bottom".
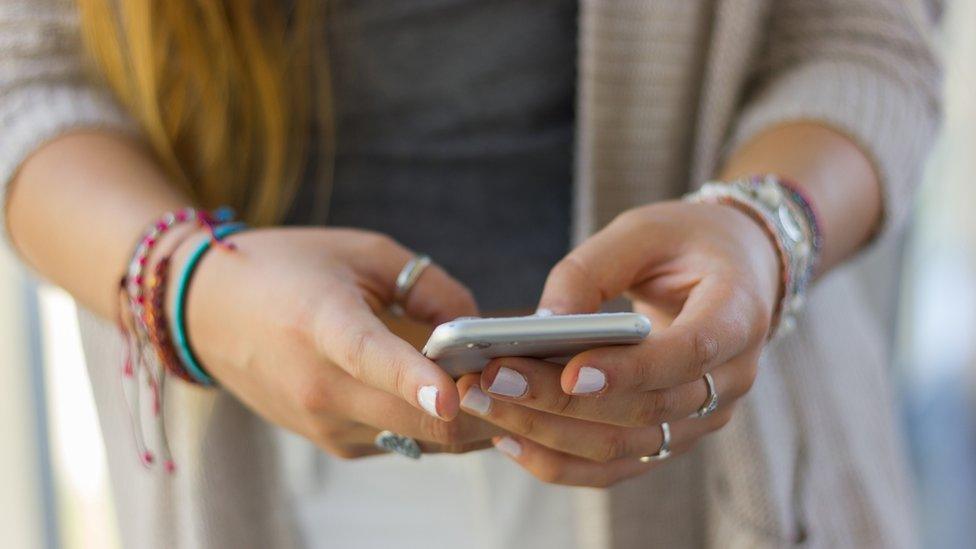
{"left": 488, "top": 367, "right": 528, "bottom": 398}
{"left": 461, "top": 386, "right": 492, "bottom": 415}
{"left": 417, "top": 385, "right": 441, "bottom": 419}
{"left": 572, "top": 366, "right": 606, "bottom": 394}
{"left": 494, "top": 436, "right": 522, "bottom": 458}
{"left": 535, "top": 308, "right": 554, "bottom": 317}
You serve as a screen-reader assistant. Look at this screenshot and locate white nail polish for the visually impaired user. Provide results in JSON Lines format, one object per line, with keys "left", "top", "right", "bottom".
{"left": 461, "top": 386, "right": 492, "bottom": 415}
{"left": 572, "top": 366, "right": 606, "bottom": 394}
{"left": 495, "top": 436, "right": 522, "bottom": 458}
{"left": 417, "top": 385, "right": 441, "bottom": 418}
{"left": 535, "top": 308, "right": 554, "bottom": 317}
{"left": 488, "top": 367, "right": 528, "bottom": 398}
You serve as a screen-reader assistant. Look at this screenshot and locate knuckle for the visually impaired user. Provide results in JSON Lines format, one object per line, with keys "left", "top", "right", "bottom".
{"left": 637, "top": 390, "right": 675, "bottom": 426}
{"left": 296, "top": 378, "right": 331, "bottom": 414}
{"left": 344, "top": 329, "right": 374, "bottom": 379}
{"left": 420, "top": 414, "right": 464, "bottom": 446}
{"left": 610, "top": 207, "right": 646, "bottom": 230}
{"left": 361, "top": 231, "right": 400, "bottom": 256}
{"left": 547, "top": 392, "right": 575, "bottom": 417}
{"left": 710, "top": 408, "right": 735, "bottom": 431}
{"left": 688, "top": 329, "right": 719, "bottom": 378}
{"left": 599, "top": 431, "right": 629, "bottom": 462}
{"left": 536, "top": 462, "right": 568, "bottom": 485}
{"left": 514, "top": 410, "right": 540, "bottom": 438}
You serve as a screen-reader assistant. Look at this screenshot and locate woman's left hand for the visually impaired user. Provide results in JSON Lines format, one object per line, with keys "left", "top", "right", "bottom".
{"left": 457, "top": 200, "right": 782, "bottom": 487}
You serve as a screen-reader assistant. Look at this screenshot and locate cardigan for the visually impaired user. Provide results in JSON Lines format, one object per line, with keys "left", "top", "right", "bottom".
{"left": 0, "top": 0, "right": 941, "bottom": 547}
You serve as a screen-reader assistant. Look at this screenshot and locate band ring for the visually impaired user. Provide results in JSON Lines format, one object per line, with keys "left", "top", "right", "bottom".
{"left": 394, "top": 254, "right": 432, "bottom": 304}
{"left": 374, "top": 430, "right": 422, "bottom": 459}
{"left": 639, "top": 422, "right": 671, "bottom": 462}
{"left": 695, "top": 372, "right": 719, "bottom": 418}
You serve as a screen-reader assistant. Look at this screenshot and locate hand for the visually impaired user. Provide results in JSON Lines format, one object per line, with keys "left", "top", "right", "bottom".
{"left": 171, "top": 227, "right": 500, "bottom": 457}
{"left": 458, "top": 201, "right": 781, "bottom": 486}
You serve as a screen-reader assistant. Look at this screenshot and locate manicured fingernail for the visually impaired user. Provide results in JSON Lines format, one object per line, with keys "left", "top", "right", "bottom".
{"left": 535, "top": 308, "right": 554, "bottom": 317}
{"left": 572, "top": 366, "right": 606, "bottom": 394}
{"left": 417, "top": 385, "right": 441, "bottom": 418}
{"left": 488, "top": 367, "right": 528, "bottom": 398}
{"left": 461, "top": 386, "right": 492, "bottom": 415}
{"left": 494, "top": 436, "right": 522, "bottom": 458}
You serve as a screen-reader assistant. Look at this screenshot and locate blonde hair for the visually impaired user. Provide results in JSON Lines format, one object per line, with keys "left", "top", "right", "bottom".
{"left": 75, "top": 0, "right": 322, "bottom": 225}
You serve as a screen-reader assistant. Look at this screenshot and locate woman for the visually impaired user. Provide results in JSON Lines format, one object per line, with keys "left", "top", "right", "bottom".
{"left": 0, "top": 0, "right": 940, "bottom": 547}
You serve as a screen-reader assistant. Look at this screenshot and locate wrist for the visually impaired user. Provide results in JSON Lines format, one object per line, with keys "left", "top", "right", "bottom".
{"left": 685, "top": 175, "right": 821, "bottom": 336}
{"left": 165, "top": 224, "right": 250, "bottom": 383}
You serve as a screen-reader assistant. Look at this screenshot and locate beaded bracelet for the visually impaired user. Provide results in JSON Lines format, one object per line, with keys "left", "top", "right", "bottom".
{"left": 117, "top": 206, "right": 236, "bottom": 472}
{"left": 171, "top": 223, "right": 249, "bottom": 385}
{"left": 685, "top": 174, "right": 821, "bottom": 337}
{"left": 124, "top": 207, "right": 234, "bottom": 335}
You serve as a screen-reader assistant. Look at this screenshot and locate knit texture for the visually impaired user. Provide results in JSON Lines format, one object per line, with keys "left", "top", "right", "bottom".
{"left": 0, "top": 0, "right": 941, "bottom": 547}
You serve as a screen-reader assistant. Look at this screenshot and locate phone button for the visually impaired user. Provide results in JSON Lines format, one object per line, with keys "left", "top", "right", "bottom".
{"left": 466, "top": 342, "right": 491, "bottom": 350}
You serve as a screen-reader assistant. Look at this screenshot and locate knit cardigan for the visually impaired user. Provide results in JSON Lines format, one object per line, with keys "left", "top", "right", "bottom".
{"left": 0, "top": 0, "right": 941, "bottom": 547}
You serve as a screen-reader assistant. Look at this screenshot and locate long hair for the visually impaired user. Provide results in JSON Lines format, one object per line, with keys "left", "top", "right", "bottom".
{"left": 75, "top": 0, "right": 322, "bottom": 225}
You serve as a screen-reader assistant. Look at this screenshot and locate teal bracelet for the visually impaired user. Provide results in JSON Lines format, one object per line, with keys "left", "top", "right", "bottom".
{"left": 172, "top": 223, "right": 248, "bottom": 385}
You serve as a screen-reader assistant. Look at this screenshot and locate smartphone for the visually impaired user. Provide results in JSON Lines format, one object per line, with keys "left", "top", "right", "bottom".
{"left": 422, "top": 312, "right": 651, "bottom": 377}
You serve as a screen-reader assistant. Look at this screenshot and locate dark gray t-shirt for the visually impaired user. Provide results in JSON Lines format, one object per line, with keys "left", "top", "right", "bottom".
{"left": 297, "top": 0, "right": 576, "bottom": 311}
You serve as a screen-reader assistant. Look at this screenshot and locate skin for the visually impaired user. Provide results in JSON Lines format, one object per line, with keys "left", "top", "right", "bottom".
{"left": 457, "top": 122, "right": 882, "bottom": 487}
{"left": 6, "top": 121, "right": 879, "bottom": 483}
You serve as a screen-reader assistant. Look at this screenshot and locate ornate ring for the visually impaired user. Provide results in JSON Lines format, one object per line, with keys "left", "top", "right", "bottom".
{"left": 374, "top": 430, "right": 422, "bottom": 459}
{"left": 695, "top": 372, "right": 719, "bottom": 418}
{"left": 639, "top": 422, "right": 671, "bottom": 462}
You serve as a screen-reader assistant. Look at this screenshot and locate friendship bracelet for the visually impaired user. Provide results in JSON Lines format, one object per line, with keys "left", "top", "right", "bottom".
{"left": 172, "top": 222, "right": 249, "bottom": 385}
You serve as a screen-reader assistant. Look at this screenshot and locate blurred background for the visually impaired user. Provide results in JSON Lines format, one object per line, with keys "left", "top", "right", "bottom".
{"left": 1, "top": 2, "right": 974, "bottom": 548}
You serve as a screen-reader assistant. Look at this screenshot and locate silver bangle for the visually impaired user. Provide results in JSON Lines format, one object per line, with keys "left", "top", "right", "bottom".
{"left": 684, "top": 175, "right": 820, "bottom": 337}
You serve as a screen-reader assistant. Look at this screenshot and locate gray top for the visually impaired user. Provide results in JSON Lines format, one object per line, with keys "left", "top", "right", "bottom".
{"left": 296, "top": 0, "right": 578, "bottom": 311}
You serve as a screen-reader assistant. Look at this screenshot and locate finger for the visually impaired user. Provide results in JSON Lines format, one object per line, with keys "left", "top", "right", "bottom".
{"left": 563, "top": 278, "right": 763, "bottom": 393}
{"left": 342, "top": 233, "right": 479, "bottom": 324}
{"left": 490, "top": 407, "right": 735, "bottom": 488}
{"left": 537, "top": 210, "right": 674, "bottom": 314}
{"left": 316, "top": 292, "right": 462, "bottom": 420}
{"left": 326, "top": 373, "right": 503, "bottom": 447}
{"left": 490, "top": 436, "right": 659, "bottom": 488}
{"left": 479, "top": 356, "right": 752, "bottom": 427}
{"left": 459, "top": 375, "right": 730, "bottom": 462}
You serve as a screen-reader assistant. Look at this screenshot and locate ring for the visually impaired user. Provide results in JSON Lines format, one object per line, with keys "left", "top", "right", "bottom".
{"left": 638, "top": 422, "right": 671, "bottom": 462}
{"left": 394, "top": 254, "right": 432, "bottom": 304}
{"left": 374, "top": 430, "right": 422, "bottom": 459}
{"left": 695, "top": 372, "right": 719, "bottom": 418}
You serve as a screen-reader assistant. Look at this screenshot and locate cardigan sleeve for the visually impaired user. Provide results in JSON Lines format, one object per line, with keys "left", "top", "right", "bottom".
{"left": 0, "top": 0, "right": 136, "bottom": 256}
{"left": 727, "top": 0, "right": 942, "bottom": 242}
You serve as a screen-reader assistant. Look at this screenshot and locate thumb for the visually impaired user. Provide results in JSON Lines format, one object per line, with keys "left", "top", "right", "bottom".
{"left": 538, "top": 214, "right": 671, "bottom": 314}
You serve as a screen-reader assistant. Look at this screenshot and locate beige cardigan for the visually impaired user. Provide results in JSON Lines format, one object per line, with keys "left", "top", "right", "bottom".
{"left": 0, "top": 0, "right": 940, "bottom": 547}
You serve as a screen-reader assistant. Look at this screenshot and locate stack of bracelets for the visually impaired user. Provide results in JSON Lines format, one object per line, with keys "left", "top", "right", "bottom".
{"left": 684, "top": 174, "right": 823, "bottom": 338}
{"left": 117, "top": 206, "right": 247, "bottom": 472}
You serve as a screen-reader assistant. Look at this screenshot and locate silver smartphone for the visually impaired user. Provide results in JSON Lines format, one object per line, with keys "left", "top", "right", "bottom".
{"left": 422, "top": 312, "right": 651, "bottom": 377}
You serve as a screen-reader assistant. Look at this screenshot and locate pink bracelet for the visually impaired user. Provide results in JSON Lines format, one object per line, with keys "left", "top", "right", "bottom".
{"left": 116, "top": 206, "right": 235, "bottom": 473}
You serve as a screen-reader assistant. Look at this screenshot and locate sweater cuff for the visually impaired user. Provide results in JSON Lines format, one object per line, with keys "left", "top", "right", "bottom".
{"left": 727, "top": 59, "right": 939, "bottom": 245}
{"left": 0, "top": 85, "right": 136, "bottom": 260}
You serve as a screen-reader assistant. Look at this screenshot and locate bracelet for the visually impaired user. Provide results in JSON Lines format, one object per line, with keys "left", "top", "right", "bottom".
{"left": 124, "top": 207, "right": 235, "bottom": 334}
{"left": 116, "top": 206, "right": 237, "bottom": 473}
{"left": 684, "top": 174, "right": 821, "bottom": 336}
{"left": 172, "top": 223, "right": 249, "bottom": 385}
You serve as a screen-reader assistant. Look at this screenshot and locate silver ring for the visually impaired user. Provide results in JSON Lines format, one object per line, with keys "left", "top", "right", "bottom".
{"left": 639, "top": 422, "right": 671, "bottom": 462}
{"left": 695, "top": 372, "right": 719, "bottom": 418}
{"left": 374, "top": 430, "right": 422, "bottom": 459}
{"left": 394, "top": 254, "right": 432, "bottom": 303}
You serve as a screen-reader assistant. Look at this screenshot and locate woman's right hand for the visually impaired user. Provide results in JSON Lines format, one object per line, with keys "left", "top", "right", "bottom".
{"left": 168, "top": 226, "right": 499, "bottom": 457}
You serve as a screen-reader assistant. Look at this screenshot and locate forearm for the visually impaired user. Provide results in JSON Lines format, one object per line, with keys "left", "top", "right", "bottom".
{"left": 719, "top": 122, "right": 881, "bottom": 275}
{"left": 6, "top": 130, "right": 193, "bottom": 319}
